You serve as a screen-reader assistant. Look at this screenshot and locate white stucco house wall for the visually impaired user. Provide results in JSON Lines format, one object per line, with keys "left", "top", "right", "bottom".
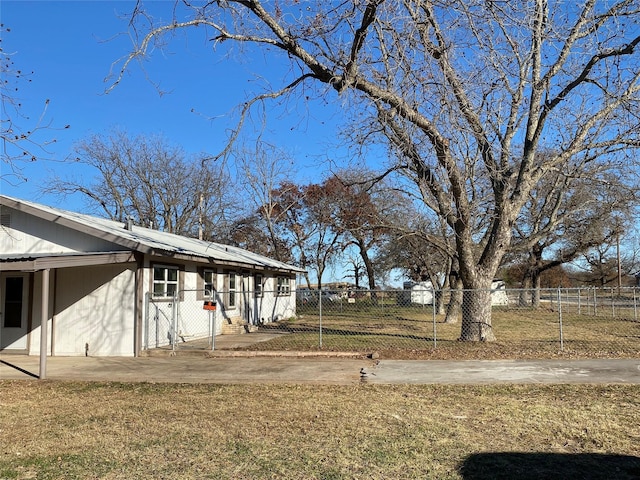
{"left": 0, "top": 195, "right": 303, "bottom": 357}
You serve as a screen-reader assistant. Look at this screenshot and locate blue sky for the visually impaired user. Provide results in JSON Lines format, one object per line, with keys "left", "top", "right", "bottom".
{"left": 1, "top": 1, "right": 349, "bottom": 211}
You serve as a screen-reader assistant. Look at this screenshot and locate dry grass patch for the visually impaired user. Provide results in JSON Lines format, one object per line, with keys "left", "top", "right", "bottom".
{"left": 255, "top": 308, "right": 640, "bottom": 360}
{"left": 1, "top": 381, "right": 639, "bottom": 479}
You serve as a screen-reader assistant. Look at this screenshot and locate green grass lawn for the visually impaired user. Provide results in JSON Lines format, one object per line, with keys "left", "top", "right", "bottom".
{"left": 1, "top": 382, "right": 639, "bottom": 479}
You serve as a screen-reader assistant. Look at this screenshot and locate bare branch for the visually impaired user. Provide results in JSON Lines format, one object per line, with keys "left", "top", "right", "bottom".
{"left": 212, "top": 73, "right": 317, "bottom": 161}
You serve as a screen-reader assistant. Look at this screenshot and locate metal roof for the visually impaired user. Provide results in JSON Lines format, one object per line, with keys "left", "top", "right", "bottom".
{"left": 0, "top": 195, "right": 304, "bottom": 274}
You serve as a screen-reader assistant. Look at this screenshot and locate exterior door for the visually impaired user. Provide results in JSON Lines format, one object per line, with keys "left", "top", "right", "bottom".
{"left": 0, "top": 273, "right": 29, "bottom": 350}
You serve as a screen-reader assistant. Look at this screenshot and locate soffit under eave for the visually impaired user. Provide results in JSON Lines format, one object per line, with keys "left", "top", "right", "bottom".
{"left": 144, "top": 250, "right": 305, "bottom": 275}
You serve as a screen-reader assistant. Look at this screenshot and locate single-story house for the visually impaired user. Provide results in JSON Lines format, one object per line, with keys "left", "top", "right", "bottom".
{"left": 0, "top": 195, "right": 303, "bottom": 362}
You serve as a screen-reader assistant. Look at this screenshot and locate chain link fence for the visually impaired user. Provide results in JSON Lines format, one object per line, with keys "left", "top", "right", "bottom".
{"left": 144, "top": 290, "right": 216, "bottom": 353}
{"left": 143, "top": 288, "right": 295, "bottom": 353}
{"left": 143, "top": 287, "right": 640, "bottom": 359}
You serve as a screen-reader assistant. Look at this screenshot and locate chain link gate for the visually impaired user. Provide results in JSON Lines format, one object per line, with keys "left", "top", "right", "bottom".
{"left": 144, "top": 289, "right": 218, "bottom": 353}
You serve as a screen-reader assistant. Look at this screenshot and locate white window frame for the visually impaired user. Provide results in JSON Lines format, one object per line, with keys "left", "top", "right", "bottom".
{"left": 203, "top": 269, "right": 216, "bottom": 298}
{"left": 255, "top": 274, "right": 263, "bottom": 297}
{"left": 153, "top": 264, "right": 179, "bottom": 299}
{"left": 226, "top": 272, "right": 237, "bottom": 309}
{"left": 277, "top": 276, "right": 291, "bottom": 296}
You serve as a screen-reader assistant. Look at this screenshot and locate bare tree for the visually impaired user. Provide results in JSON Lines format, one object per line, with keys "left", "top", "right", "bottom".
{"left": 319, "top": 170, "right": 406, "bottom": 291}
{"left": 511, "top": 155, "right": 637, "bottom": 306}
{"left": 342, "top": 253, "right": 367, "bottom": 289}
{"left": 578, "top": 239, "right": 640, "bottom": 287}
{"left": 224, "top": 213, "right": 292, "bottom": 260}
{"left": 268, "top": 180, "right": 343, "bottom": 289}
{"left": 43, "top": 129, "right": 236, "bottom": 238}
{"left": 381, "top": 206, "right": 458, "bottom": 316}
{"left": 110, "top": 1, "right": 640, "bottom": 341}
{"left": 1, "top": 25, "right": 69, "bottom": 183}
{"left": 303, "top": 182, "right": 346, "bottom": 290}
{"left": 234, "top": 141, "right": 297, "bottom": 262}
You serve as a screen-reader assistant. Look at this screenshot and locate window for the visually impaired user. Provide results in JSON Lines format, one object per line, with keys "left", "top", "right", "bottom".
{"left": 277, "top": 276, "right": 291, "bottom": 296}
{"left": 226, "top": 272, "right": 237, "bottom": 309}
{"left": 153, "top": 265, "right": 179, "bottom": 298}
{"left": 255, "top": 274, "right": 263, "bottom": 297}
{"left": 196, "top": 267, "right": 217, "bottom": 300}
{"left": 203, "top": 269, "right": 216, "bottom": 297}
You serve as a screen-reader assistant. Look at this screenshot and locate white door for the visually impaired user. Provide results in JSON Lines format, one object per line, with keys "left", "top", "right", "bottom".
{"left": 0, "top": 273, "right": 29, "bottom": 350}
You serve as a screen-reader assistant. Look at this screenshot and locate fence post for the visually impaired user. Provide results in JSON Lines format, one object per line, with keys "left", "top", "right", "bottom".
{"left": 319, "top": 292, "right": 323, "bottom": 349}
{"left": 611, "top": 287, "right": 615, "bottom": 318}
{"left": 577, "top": 286, "right": 581, "bottom": 315}
{"left": 209, "top": 291, "right": 216, "bottom": 352}
{"left": 152, "top": 293, "right": 162, "bottom": 351}
{"left": 432, "top": 288, "right": 437, "bottom": 348}
{"left": 143, "top": 292, "right": 149, "bottom": 351}
{"left": 171, "top": 291, "right": 178, "bottom": 353}
{"left": 634, "top": 288, "right": 638, "bottom": 322}
{"left": 557, "top": 287, "right": 564, "bottom": 351}
{"left": 593, "top": 288, "right": 598, "bottom": 316}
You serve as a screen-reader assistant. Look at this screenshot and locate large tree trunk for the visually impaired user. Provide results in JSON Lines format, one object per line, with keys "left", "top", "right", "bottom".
{"left": 530, "top": 246, "right": 544, "bottom": 308}
{"left": 357, "top": 238, "right": 377, "bottom": 291}
{"left": 457, "top": 229, "right": 509, "bottom": 341}
{"left": 431, "top": 272, "right": 446, "bottom": 315}
{"left": 519, "top": 246, "right": 544, "bottom": 308}
{"left": 519, "top": 274, "right": 533, "bottom": 307}
{"left": 435, "top": 289, "right": 445, "bottom": 315}
{"left": 444, "top": 274, "right": 462, "bottom": 324}
{"left": 460, "top": 287, "right": 496, "bottom": 341}
{"left": 531, "top": 272, "right": 542, "bottom": 308}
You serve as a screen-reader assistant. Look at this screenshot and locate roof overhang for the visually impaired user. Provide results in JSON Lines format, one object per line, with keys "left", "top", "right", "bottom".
{"left": 0, "top": 251, "right": 137, "bottom": 271}
{"left": 1, "top": 196, "right": 151, "bottom": 253}
{"left": 1, "top": 250, "right": 304, "bottom": 275}
{"left": 2, "top": 196, "right": 306, "bottom": 275}
{"left": 144, "top": 251, "right": 305, "bottom": 275}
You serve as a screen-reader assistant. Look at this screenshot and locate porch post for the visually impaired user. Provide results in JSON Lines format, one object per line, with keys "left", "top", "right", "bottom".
{"left": 39, "top": 268, "right": 50, "bottom": 380}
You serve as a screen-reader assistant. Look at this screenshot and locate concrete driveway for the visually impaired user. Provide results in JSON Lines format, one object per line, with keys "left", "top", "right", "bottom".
{"left": 0, "top": 355, "right": 367, "bottom": 385}
{"left": 2, "top": 354, "right": 639, "bottom": 385}
{"left": 359, "top": 359, "right": 640, "bottom": 384}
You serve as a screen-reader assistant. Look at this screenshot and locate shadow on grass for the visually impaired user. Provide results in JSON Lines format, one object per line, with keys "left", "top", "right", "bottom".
{"left": 458, "top": 452, "right": 640, "bottom": 480}
{"left": 0, "top": 359, "right": 38, "bottom": 378}
{"left": 259, "top": 323, "right": 434, "bottom": 342}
